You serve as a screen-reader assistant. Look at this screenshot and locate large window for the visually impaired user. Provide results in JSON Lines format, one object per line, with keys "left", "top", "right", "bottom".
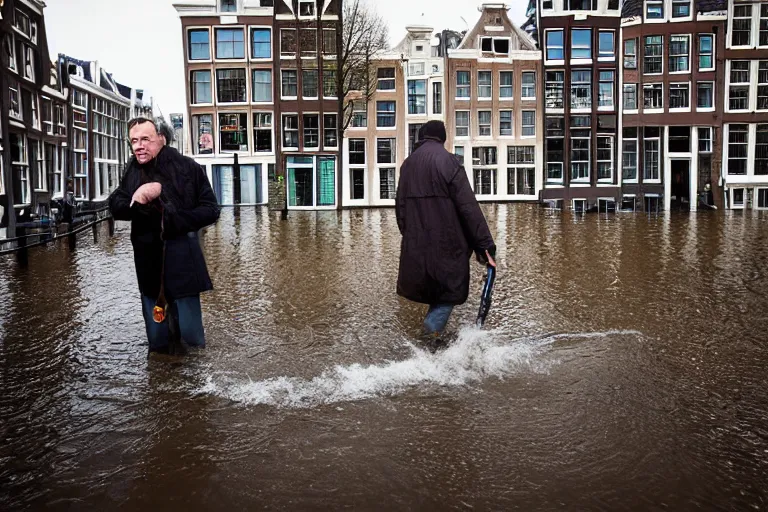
{"left": 478, "top": 111, "right": 491, "bottom": 136}
{"left": 302, "top": 68, "right": 318, "bottom": 98}
{"left": 408, "top": 80, "right": 427, "bottom": 114}
{"left": 624, "top": 84, "right": 638, "bottom": 110}
{"left": 622, "top": 127, "right": 638, "bottom": 181}
{"left": 522, "top": 72, "right": 536, "bottom": 99}
{"left": 646, "top": 0, "right": 663, "bottom": 18}
{"left": 253, "top": 112, "right": 272, "bottom": 152}
{"left": 217, "top": 69, "right": 247, "bottom": 102}
{"left": 697, "top": 81, "right": 713, "bottom": 109}
{"left": 546, "top": 117, "right": 565, "bottom": 182}
{"left": 472, "top": 147, "right": 498, "bottom": 196}
{"left": 191, "top": 70, "right": 212, "bottom": 104}
{"left": 522, "top": 111, "right": 536, "bottom": 137}
{"left": 597, "top": 135, "right": 613, "bottom": 182}
{"left": 698, "top": 127, "right": 712, "bottom": 153}
{"left": 282, "top": 114, "right": 299, "bottom": 148}
{"left": 433, "top": 82, "right": 442, "bottom": 114}
{"left": 732, "top": 5, "right": 752, "bottom": 46}
{"left": 644, "top": 127, "right": 661, "bottom": 181}
{"left": 699, "top": 34, "right": 713, "bottom": 70}
{"left": 348, "top": 138, "right": 365, "bottom": 165}
{"left": 351, "top": 101, "right": 367, "bottom": 128}
{"left": 644, "top": 83, "right": 663, "bottom": 109}
{"left": 672, "top": 0, "right": 690, "bottom": 17}
{"left": 478, "top": 71, "right": 492, "bottom": 98}
{"left": 729, "top": 61, "right": 750, "bottom": 110}
{"left": 761, "top": 4, "right": 768, "bottom": 46}
{"left": 10, "top": 133, "right": 29, "bottom": 205}
{"left": 377, "top": 68, "right": 395, "bottom": 90}
{"left": 193, "top": 114, "right": 214, "bottom": 154}
{"left": 456, "top": 71, "right": 470, "bottom": 98}
{"left": 323, "top": 29, "right": 337, "bottom": 56}
{"left": 219, "top": 113, "right": 248, "bottom": 152}
{"left": 756, "top": 124, "right": 768, "bottom": 175}
{"left": 500, "top": 110, "right": 513, "bottom": 136}
{"left": 188, "top": 29, "right": 210, "bottom": 60}
{"left": 281, "top": 29, "right": 296, "bottom": 57}
{"left": 669, "top": 35, "right": 689, "bottom": 72}
{"left": 303, "top": 114, "right": 319, "bottom": 149}
{"left": 571, "top": 29, "right": 592, "bottom": 60}
{"left": 408, "top": 124, "right": 423, "bottom": 155}
{"left": 599, "top": 30, "right": 615, "bottom": 58}
{"left": 324, "top": 114, "right": 338, "bottom": 148}
{"left": 570, "top": 125, "right": 590, "bottom": 182}
{"left": 644, "top": 36, "right": 663, "bottom": 74}
{"left": 546, "top": 30, "right": 564, "bottom": 61}
{"left": 546, "top": 71, "right": 564, "bottom": 108}
{"left": 455, "top": 111, "right": 469, "bottom": 137}
{"left": 377, "top": 138, "right": 396, "bottom": 164}
{"left": 380, "top": 168, "right": 396, "bottom": 200}
{"left": 376, "top": 101, "right": 395, "bottom": 127}
{"left": 571, "top": 69, "right": 591, "bottom": 109}
{"left": 507, "top": 146, "right": 535, "bottom": 195}
{"left": 598, "top": 70, "right": 614, "bottom": 108}
{"left": 323, "top": 62, "right": 337, "bottom": 97}
{"left": 668, "top": 126, "right": 691, "bottom": 152}
{"left": 281, "top": 69, "right": 298, "bottom": 98}
{"left": 252, "top": 69, "right": 272, "bottom": 102}
{"left": 34, "top": 140, "right": 46, "bottom": 192}
{"left": 300, "top": 28, "right": 316, "bottom": 58}
{"left": 216, "top": 28, "right": 245, "bottom": 59}
{"left": 9, "top": 86, "right": 22, "bottom": 120}
{"left": 251, "top": 28, "right": 271, "bottom": 59}
{"left": 728, "top": 124, "right": 748, "bottom": 175}
{"left": 287, "top": 156, "right": 336, "bottom": 208}
{"left": 759, "top": 61, "right": 768, "bottom": 110}
{"left": 624, "top": 39, "right": 637, "bottom": 69}
{"left": 669, "top": 83, "right": 689, "bottom": 109}
{"left": 500, "top": 71, "right": 513, "bottom": 98}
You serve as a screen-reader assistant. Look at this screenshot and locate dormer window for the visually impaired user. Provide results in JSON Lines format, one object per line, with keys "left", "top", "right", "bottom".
{"left": 481, "top": 37, "right": 493, "bottom": 52}
{"left": 416, "top": 45, "right": 424, "bottom": 52}
{"left": 481, "top": 37, "right": 509, "bottom": 55}
{"left": 672, "top": 0, "right": 690, "bottom": 18}
{"left": 646, "top": 0, "right": 663, "bottom": 19}
{"left": 494, "top": 39, "right": 509, "bottom": 54}
{"left": 220, "top": 0, "right": 237, "bottom": 12}
{"left": 299, "top": 0, "right": 315, "bottom": 17}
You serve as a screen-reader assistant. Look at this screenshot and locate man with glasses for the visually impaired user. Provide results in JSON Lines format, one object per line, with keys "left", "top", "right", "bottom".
{"left": 109, "top": 117, "right": 220, "bottom": 355}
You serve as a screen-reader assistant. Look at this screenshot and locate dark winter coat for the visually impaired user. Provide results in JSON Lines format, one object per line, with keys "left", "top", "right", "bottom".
{"left": 395, "top": 138, "right": 496, "bottom": 306}
{"left": 108, "top": 146, "right": 220, "bottom": 302}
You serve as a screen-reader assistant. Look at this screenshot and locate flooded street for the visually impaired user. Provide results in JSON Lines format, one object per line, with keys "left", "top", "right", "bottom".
{"left": 1, "top": 205, "right": 767, "bottom": 511}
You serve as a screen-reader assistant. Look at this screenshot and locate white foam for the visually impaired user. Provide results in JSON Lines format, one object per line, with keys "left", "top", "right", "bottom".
{"left": 198, "top": 328, "right": 642, "bottom": 409}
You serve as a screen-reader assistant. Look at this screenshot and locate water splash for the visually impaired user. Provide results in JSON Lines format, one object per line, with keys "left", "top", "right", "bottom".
{"left": 198, "top": 328, "right": 642, "bottom": 409}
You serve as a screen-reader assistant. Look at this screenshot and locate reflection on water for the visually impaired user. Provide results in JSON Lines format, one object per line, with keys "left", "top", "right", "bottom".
{"left": 1, "top": 206, "right": 767, "bottom": 510}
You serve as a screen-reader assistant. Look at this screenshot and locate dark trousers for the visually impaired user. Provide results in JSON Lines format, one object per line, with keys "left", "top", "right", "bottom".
{"left": 141, "top": 294, "right": 206, "bottom": 351}
{"left": 423, "top": 303, "right": 454, "bottom": 335}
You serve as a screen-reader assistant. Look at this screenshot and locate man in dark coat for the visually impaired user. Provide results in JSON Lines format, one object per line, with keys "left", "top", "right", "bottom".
{"left": 108, "top": 117, "right": 220, "bottom": 354}
{"left": 395, "top": 120, "right": 496, "bottom": 340}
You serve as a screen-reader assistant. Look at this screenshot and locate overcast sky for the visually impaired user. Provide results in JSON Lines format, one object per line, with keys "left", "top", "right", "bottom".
{"left": 44, "top": 0, "right": 528, "bottom": 118}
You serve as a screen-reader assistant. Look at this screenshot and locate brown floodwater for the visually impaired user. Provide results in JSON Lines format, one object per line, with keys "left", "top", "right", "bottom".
{"left": 1, "top": 205, "right": 767, "bottom": 511}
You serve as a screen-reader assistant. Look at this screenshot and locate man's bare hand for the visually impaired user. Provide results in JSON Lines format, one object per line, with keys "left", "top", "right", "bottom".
{"left": 130, "top": 183, "right": 162, "bottom": 206}
{"left": 485, "top": 250, "right": 496, "bottom": 268}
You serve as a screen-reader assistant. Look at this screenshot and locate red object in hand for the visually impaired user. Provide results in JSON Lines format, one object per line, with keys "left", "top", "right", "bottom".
{"left": 153, "top": 305, "right": 167, "bottom": 323}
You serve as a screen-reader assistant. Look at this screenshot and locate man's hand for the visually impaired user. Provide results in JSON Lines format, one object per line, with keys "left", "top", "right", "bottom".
{"left": 130, "top": 183, "right": 162, "bottom": 206}
{"left": 485, "top": 250, "right": 496, "bottom": 268}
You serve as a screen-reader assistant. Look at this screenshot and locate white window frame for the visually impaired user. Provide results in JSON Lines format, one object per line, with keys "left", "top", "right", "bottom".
{"left": 478, "top": 110, "right": 492, "bottom": 137}
{"left": 249, "top": 25, "right": 272, "bottom": 61}
{"left": 758, "top": 188, "right": 768, "bottom": 210}
{"left": 322, "top": 28, "right": 337, "bottom": 59}
{"left": 544, "top": 29, "right": 565, "bottom": 65}
{"left": 730, "top": 4, "right": 753, "bottom": 49}
{"left": 349, "top": 101, "right": 367, "bottom": 129}
{"left": 9, "top": 85, "right": 22, "bottom": 121}
{"left": 760, "top": 4, "right": 768, "bottom": 49}
{"left": 281, "top": 69, "right": 298, "bottom": 100}
{"left": 669, "top": 82, "right": 691, "bottom": 112}
{"left": 545, "top": 70, "right": 564, "bottom": 111}
{"left": 570, "top": 129, "right": 591, "bottom": 183}
{"left": 624, "top": 38, "right": 637, "bottom": 69}
{"left": 34, "top": 139, "right": 46, "bottom": 192}
{"left": 731, "top": 187, "right": 746, "bottom": 209}
{"left": 499, "top": 71, "right": 513, "bottom": 99}
{"left": 456, "top": 70, "right": 470, "bottom": 99}
{"left": 298, "top": 0, "right": 316, "bottom": 18}
{"left": 376, "top": 67, "right": 395, "bottom": 91}
{"left": 645, "top": 0, "right": 664, "bottom": 21}
{"left": 598, "top": 29, "right": 615, "bottom": 61}
{"left": 596, "top": 135, "right": 613, "bottom": 183}
{"left": 521, "top": 110, "right": 536, "bottom": 138}
{"left": 218, "top": 112, "right": 250, "bottom": 153}
{"left": 455, "top": 110, "right": 470, "bottom": 138}
{"left": 499, "top": 110, "right": 513, "bottom": 137}
{"left": 506, "top": 145, "right": 536, "bottom": 196}
{"left": 282, "top": 113, "right": 299, "bottom": 151}
{"left": 22, "top": 44, "right": 35, "bottom": 82}
{"left": 251, "top": 68, "right": 273, "bottom": 104}
{"left": 216, "top": 68, "right": 249, "bottom": 105}
{"left": 697, "top": 81, "right": 715, "bottom": 112}
{"left": 214, "top": 26, "right": 247, "bottom": 61}
{"left": 190, "top": 69, "right": 213, "bottom": 106}
{"left": 643, "top": 129, "right": 662, "bottom": 183}
{"left": 186, "top": 27, "right": 212, "bottom": 63}
{"left": 302, "top": 67, "right": 319, "bottom": 100}
{"left": 280, "top": 28, "right": 297, "bottom": 59}
{"left": 477, "top": 70, "right": 492, "bottom": 100}
{"left": 303, "top": 112, "right": 320, "bottom": 150}
{"left": 726, "top": 123, "right": 749, "bottom": 176}
{"left": 668, "top": 34, "right": 690, "bottom": 74}
{"left": 521, "top": 71, "right": 536, "bottom": 100}
{"left": 758, "top": 61, "right": 768, "bottom": 112}
{"left": 253, "top": 111, "right": 274, "bottom": 154}
{"left": 570, "top": 28, "right": 593, "bottom": 64}
{"left": 727, "top": 60, "right": 751, "bottom": 113}
{"left": 698, "top": 34, "right": 714, "bottom": 72}
{"left": 643, "top": 83, "right": 664, "bottom": 113}
{"left": 546, "top": 117, "right": 565, "bottom": 184}
{"left": 598, "top": 69, "right": 614, "bottom": 110}
{"left": 323, "top": 113, "right": 338, "bottom": 150}
{"left": 571, "top": 69, "right": 592, "bottom": 112}
{"left": 622, "top": 129, "right": 638, "bottom": 183}
{"left": 643, "top": 35, "right": 664, "bottom": 75}
{"left": 698, "top": 127, "right": 713, "bottom": 153}
{"left": 671, "top": 0, "right": 693, "bottom": 20}
{"left": 6, "top": 32, "right": 18, "bottom": 73}
{"left": 407, "top": 79, "right": 427, "bottom": 115}
{"left": 11, "top": 133, "right": 30, "bottom": 206}
{"left": 376, "top": 101, "right": 396, "bottom": 129}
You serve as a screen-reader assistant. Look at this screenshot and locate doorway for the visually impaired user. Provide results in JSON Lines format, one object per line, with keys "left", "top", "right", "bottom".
{"left": 670, "top": 159, "right": 690, "bottom": 211}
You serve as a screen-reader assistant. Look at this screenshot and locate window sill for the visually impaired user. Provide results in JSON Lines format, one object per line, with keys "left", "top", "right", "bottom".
{"left": 644, "top": 108, "right": 663, "bottom": 114}
{"left": 598, "top": 56, "right": 616, "bottom": 62}
{"left": 251, "top": 101, "right": 274, "bottom": 105}
{"left": 623, "top": 179, "right": 639, "bottom": 184}
{"left": 696, "top": 107, "right": 715, "bottom": 112}
{"left": 546, "top": 108, "right": 565, "bottom": 114}
{"left": 250, "top": 57, "right": 273, "bottom": 62}
{"left": 598, "top": 106, "right": 615, "bottom": 111}
{"left": 191, "top": 102, "right": 214, "bottom": 107}
{"left": 699, "top": 67, "right": 715, "bottom": 73}
{"left": 282, "top": 147, "right": 299, "bottom": 152}
{"left": 521, "top": 96, "right": 536, "bottom": 101}
{"left": 521, "top": 135, "right": 536, "bottom": 139}
{"left": 454, "top": 97, "right": 470, "bottom": 101}
{"left": 188, "top": 58, "right": 212, "bottom": 64}
{"left": 477, "top": 97, "right": 492, "bottom": 102}
{"left": 570, "top": 59, "right": 593, "bottom": 66}
{"left": 280, "top": 54, "right": 296, "bottom": 59}
{"left": 644, "top": 179, "right": 662, "bottom": 184}
{"left": 669, "top": 107, "right": 691, "bottom": 113}
{"left": 570, "top": 183, "right": 592, "bottom": 187}
{"left": 281, "top": 96, "right": 298, "bottom": 101}
{"left": 499, "top": 97, "right": 514, "bottom": 101}
{"left": 597, "top": 181, "right": 615, "bottom": 186}
{"left": 213, "top": 58, "right": 248, "bottom": 63}
{"left": 302, "top": 96, "right": 319, "bottom": 101}
{"left": 217, "top": 101, "right": 249, "bottom": 106}
{"left": 624, "top": 109, "right": 639, "bottom": 114}
{"left": 570, "top": 108, "right": 591, "bottom": 114}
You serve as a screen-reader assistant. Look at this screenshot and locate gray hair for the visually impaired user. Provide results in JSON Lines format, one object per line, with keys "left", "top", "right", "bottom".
{"left": 127, "top": 116, "right": 174, "bottom": 145}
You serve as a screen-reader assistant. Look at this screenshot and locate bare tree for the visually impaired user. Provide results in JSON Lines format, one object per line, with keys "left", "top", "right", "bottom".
{"left": 340, "top": 0, "right": 389, "bottom": 131}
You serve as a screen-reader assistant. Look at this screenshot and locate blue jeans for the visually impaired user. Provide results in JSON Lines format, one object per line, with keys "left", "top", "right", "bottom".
{"left": 141, "top": 294, "right": 206, "bottom": 351}
{"left": 423, "top": 304, "right": 454, "bottom": 335}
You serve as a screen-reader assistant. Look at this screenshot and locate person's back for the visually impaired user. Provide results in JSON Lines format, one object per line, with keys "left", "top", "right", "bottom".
{"left": 395, "top": 121, "right": 495, "bottom": 342}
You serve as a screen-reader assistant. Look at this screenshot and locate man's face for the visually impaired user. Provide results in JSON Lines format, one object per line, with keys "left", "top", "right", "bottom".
{"left": 129, "top": 122, "right": 164, "bottom": 164}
